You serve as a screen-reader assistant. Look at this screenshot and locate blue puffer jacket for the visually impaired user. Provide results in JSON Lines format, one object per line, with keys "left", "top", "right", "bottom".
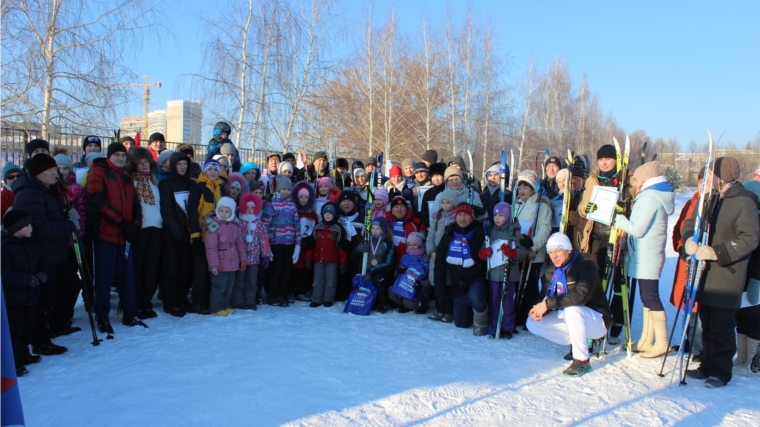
{"left": 614, "top": 178, "right": 675, "bottom": 280}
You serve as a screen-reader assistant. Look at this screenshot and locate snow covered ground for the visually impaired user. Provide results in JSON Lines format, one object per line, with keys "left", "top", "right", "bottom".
{"left": 18, "top": 192, "right": 760, "bottom": 426}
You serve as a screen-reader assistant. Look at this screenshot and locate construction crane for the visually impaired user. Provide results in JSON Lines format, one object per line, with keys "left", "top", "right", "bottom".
{"left": 117, "top": 75, "right": 162, "bottom": 133}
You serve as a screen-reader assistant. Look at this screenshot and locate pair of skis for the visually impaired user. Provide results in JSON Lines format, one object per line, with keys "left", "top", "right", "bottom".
{"left": 559, "top": 149, "right": 575, "bottom": 235}
{"left": 658, "top": 129, "right": 717, "bottom": 385}
{"left": 494, "top": 150, "right": 516, "bottom": 340}
{"left": 361, "top": 152, "right": 384, "bottom": 276}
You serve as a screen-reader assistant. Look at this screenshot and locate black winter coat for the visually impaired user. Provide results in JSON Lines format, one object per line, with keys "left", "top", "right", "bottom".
{"left": 682, "top": 183, "right": 760, "bottom": 309}
{"left": 539, "top": 251, "right": 612, "bottom": 323}
{"left": 434, "top": 220, "right": 487, "bottom": 295}
{"left": 159, "top": 152, "right": 194, "bottom": 244}
{"left": 480, "top": 185, "right": 513, "bottom": 224}
{"left": 419, "top": 184, "right": 444, "bottom": 228}
{"left": 1, "top": 231, "right": 47, "bottom": 306}
{"left": 12, "top": 171, "right": 77, "bottom": 264}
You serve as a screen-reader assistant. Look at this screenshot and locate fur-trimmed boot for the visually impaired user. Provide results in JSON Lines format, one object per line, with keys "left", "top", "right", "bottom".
{"left": 641, "top": 310, "right": 669, "bottom": 358}
{"left": 631, "top": 307, "right": 653, "bottom": 353}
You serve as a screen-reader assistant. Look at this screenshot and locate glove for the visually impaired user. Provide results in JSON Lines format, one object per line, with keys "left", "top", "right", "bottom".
{"left": 35, "top": 272, "right": 48, "bottom": 283}
{"left": 239, "top": 262, "right": 247, "bottom": 271}
{"left": 500, "top": 244, "right": 517, "bottom": 259}
{"left": 520, "top": 236, "right": 534, "bottom": 250}
{"left": 119, "top": 220, "right": 140, "bottom": 242}
{"left": 695, "top": 245, "right": 718, "bottom": 261}
{"left": 364, "top": 273, "right": 373, "bottom": 283}
{"left": 478, "top": 247, "right": 493, "bottom": 260}
{"left": 191, "top": 237, "right": 205, "bottom": 256}
{"left": 263, "top": 257, "right": 270, "bottom": 270}
{"left": 684, "top": 239, "right": 698, "bottom": 256}
{"left": 355, "top": 244, "right": 369, "bottom": 253}
{"left": 339, "top": 264, "right": 347, "bottom": 275}
{"left": 68, "top": 208, "right": 80, "bottom": 222}
{"left": 305, "top": 260, "right": 312, "bottom": 270}
{"left": 614, "top": 201, "right": 625, "bottom": 214}
{"left": 29, "top": 275, "right": 40, "bottom": 288}
{"left": 292, "top": 246, "right": 301, "bottom": 264}
{"left": 68, "top": 218, "right": 80, "bottom": 231}
{"left": 211, "top": 267, "right": 219, "bottom": 276}
{"left": 584, "top": 203, "right": 598, "bottom": 213}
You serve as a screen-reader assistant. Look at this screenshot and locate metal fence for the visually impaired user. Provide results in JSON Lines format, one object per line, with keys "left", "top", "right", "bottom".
{"left": 1, "top": 127, "right": 116, "bottom": 166}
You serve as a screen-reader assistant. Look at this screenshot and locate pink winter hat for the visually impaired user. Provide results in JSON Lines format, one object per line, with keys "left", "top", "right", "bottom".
{"left": 373, "top": 187, "right": 389, "bottom": 204}
{"left": 317, "top": 176, "right": 333, "bottom": 188}
{"left": 407, "top": 232, "right": 425, "bottom": 248}
{"left": 633, "top": 161, "right": 659, "bottom": 184}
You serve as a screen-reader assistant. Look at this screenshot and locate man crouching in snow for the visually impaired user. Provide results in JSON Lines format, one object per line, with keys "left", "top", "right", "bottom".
{"left": 526, "top": 233, "right": 612, "bottom": 377}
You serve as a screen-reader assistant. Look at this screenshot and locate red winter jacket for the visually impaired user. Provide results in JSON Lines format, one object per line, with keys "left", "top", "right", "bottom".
{"left": 0, "top": 187, "right": 15, "bottom": 218}
{"left": 295, "top": 210, "right": 319, "bottom": 268}
{"left": 310, "top": 222, "right": 350, "bottom": 265}
{"left": 85, "top": 158, "right": 141, "bottom": 245}
{"left": 386, "top": 210, "right": 427, "bottom": 265}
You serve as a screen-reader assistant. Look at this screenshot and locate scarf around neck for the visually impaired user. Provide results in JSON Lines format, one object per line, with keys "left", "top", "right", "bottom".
{"left": 447, "top": 229, "right": 475, "bottom": 267}
{"left": 135, "top": 173, "right": 156, "bottom": 205}
{"left": 547, "top": 252, "right": 578, "bottom": 298}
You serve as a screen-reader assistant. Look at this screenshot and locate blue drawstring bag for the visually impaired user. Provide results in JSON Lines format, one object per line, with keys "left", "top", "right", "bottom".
{"left": 391, "top": 255, "right": 429, "bottom": 301}
{"left": 344, "top": 275, "right": 377, "bottom": 316}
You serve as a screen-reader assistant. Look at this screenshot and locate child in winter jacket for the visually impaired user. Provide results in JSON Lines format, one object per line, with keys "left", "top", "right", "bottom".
{"left": 371, "top": 187, "right": 389, "bottom": 220}
{"left": 224, "top": 172, "right": 249, "bottom": 214}
{"left": 1, "top": 210, "right": 48, "bottom": 376}
{"left": 232, "top": 193, "right": 272, "bottom": 310}
{"left": 314, "top": 176, "right": 333, "bottom": 221}
{"left": 386, "top": 195, "right": 427, "bottom": 265}
{"left": 261, "top": 175, "right": 301, "bottom": 306}
{"left": 477, "top": 202, "right": 528, "bottom": 339}
{"left": 389, "top": 231, "right": 430, "bottom": 314}
{"left": 355, "top": 217, "right": 395, "bottom": 313}
{"left": 305, "top": 203, "right": 351, "bottom": 307}
{"left": 292, "top": 182, "right": 318, "bottom": 301}
{"left": 205, "top": 197, "right": 247, "bottom": 316}
{"left": 426, "top": 188, "right": 457, "bottom": 286}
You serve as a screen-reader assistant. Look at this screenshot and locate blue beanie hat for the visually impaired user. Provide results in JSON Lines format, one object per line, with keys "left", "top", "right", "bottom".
{"left": 3, "top": 162, "right": 23, "bottom": 181}
{"left": 240, "top": 162, "right": 256, "bottom": 175}
{"left": 370, "top": 217, "right": 388, "bottom": 233}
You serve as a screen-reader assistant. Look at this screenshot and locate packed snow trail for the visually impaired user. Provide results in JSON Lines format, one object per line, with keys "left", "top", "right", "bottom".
{"left": 18, "top": 192, "right": 760, "bottom": 426}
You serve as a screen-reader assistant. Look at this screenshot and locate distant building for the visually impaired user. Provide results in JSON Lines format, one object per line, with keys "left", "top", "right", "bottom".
{"left": 166, "top": 100, "right": 202, "bottom": 145}
{"left": 119, "top": 100, "right": 202, "bottom": 144}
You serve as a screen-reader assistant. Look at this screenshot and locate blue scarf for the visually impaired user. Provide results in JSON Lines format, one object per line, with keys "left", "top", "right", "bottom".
{"left": 446, "top": 230, "right": 475, "bottom": 268}
{"left": 389, "top": 219, "right": 406, "bottom": 246}
{"left": 547, "top": 252, "right": 578, "bottom": 298}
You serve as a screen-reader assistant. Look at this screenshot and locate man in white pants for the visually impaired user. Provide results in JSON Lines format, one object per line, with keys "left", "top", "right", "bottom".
{"left": 527, "top": 233, "right": 612, "bottom": 377}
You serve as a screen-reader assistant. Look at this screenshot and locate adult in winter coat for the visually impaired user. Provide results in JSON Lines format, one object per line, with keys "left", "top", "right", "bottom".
{"left": 435, "top": 166, "right": 485, "bottom": 219}
{"left": 86, "top": 143, "right": 145, "bottom": 332}
{"left": 188, "top": 159, "right": 226, "bottom": 314}
{"left": 682, "top": 157, "right": 760, "bottom": 388}
{"left": 350, "top": 168, "right": 370, "bottom": 206}
{"left": 384, "top": 166, "right": 413, "bottom": 203}
{"left": 51, "top": 151, "right": 87, "bottom": 338}
{"left": 526, "top": 232, "right": 612, "bottom": 377}
{"left": 419, "top": 162, "right": 447, "bottom": 229}
{"left": 409, "top": 162, "right": 432, "bottom": 215}
{"left": 426, "top": 188, "right": 458, "bottom": 287}
{"left": 158, "top": 152, "right": 194, "bottom": 317}
{"left": 735, "top": 177, "right": 760, "bottom": 375}
{"left": 512, "top": 170, "right": 553, "bottom": 327}
{"left": 2, "top": 162, "right": 23, "bottom": 218}
{"left": 332, "top": 158, "right": 352, "bottom": 190}
{"left": 155, "top": 149, "right": 174, "bottom": 184}
{"left": 614, "top": 161, "right": 675, "bottom": 357}
{"left": 126, "top": 147, "right": 163, "bottom": 320}
{"left": 480, "top": 163, "right": 512, "bottom": 225}
{"left": 432, "top": 203, "right": 488, "bottom": 329}
{"left": 542, "top": 156, "right": 564, "bottom": 232}
{"left": 71, "top": 135, "right": 102, "bottom": 170}
{"left": 577, "top": 144, "right": 635, "bottom": 340}
{"left": 301, "top": 151, "right": 331, "bottom": 185}
{"left": 560, "top": 157, "right": 589, "bottom": 254}
{"left": 12, "top": 153, "right": 76, "bottom": 355}
{"left": 447, "top": 155, "right": 482, "bottom": 193}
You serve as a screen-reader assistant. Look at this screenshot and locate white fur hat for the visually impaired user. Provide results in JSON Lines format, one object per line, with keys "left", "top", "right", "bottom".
{"left": 546, "top": 232, "right": 572, "bottom": 252}
{"left": 215, "top": 196, "right": 237, "bottom": 221}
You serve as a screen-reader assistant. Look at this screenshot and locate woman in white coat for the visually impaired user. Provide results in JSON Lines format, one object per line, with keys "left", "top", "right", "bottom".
{"left": 615, "top": 161, "right": 675, "bottom": 357}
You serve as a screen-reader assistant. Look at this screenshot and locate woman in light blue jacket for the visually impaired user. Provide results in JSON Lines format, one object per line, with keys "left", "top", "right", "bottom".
{"left": 615, "top": 161, "right": 675, "bottom": 358}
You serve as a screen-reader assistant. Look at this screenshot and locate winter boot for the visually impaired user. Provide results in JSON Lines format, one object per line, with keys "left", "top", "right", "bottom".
{"left": 734, "top": 333, "right": 748, "bottom": 366}
{"left": 641, "top": 310, "right": 669, "bottom": 358}
{"left": 428, "top": 312, "right": 445, "bottom": 321}
{"left": 473, "top": 309, "right": 488, "bottom": 336}
{"left": 631, "top": 307, "right": 653, "bottom": 353}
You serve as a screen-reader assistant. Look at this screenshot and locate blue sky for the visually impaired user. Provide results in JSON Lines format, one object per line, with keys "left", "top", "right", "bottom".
{"left": 134, "top": 0, "right": 759, "bottom": 148}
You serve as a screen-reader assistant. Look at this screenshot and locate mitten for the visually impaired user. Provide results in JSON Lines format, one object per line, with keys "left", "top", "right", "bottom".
{"left": 520, "top": 235, "right": 534, "bottom": 249}
{"left": 211, "top": 267, "right": 219, "bottom": 275}
{"left": 478, "top": 247, "right": 493, "bottom": 260}
{"left": 68, "top": 217, "right": 80, "bottom": 231}
{"left": 29, "top": 275, "right": 40, "bottom": 288}
{"left": 292, "top": 246, "right": 301, "bottom": 264}
{"left": 695, "top": 245, "right": 718, "bottom": 261}
{"left": 35, "top": 272, "right": 48, "bottom": 283}
{"left": 500, "top": 244, "right": 517, "bottom": 259}
{"left": 684, "top": 239, "right": 698, "bottom": 255}
{"left": 68, "top": 208, "right": 80, "bottom": 222}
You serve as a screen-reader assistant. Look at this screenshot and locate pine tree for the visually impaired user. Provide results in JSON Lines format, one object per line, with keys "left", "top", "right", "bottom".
{"left": 665, "top": 166, "right": 682, "bottom": 192}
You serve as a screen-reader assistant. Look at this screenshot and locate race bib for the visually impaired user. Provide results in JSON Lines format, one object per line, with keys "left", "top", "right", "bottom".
{"left": 300, "top": 218, "right": 316, "bottom": 238}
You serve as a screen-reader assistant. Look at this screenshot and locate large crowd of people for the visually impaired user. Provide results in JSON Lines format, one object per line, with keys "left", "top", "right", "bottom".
{"left": 2, "top": 122, "right": 759, "bottom": 388}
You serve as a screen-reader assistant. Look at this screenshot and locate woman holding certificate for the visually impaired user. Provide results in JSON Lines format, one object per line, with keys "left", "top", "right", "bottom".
{"left": 614, "top": 161, "right": 675, "bottom": 357}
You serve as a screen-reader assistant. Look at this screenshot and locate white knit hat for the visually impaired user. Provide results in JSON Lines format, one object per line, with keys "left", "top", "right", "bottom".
{"left": 215, "top": 196, "right": 237, "bottom": 221}
{"left": 546, "top": 232, "right": 572, "bottom": 251}
{"left": 517, "top": 170, "right": 538, "bottom": 192}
